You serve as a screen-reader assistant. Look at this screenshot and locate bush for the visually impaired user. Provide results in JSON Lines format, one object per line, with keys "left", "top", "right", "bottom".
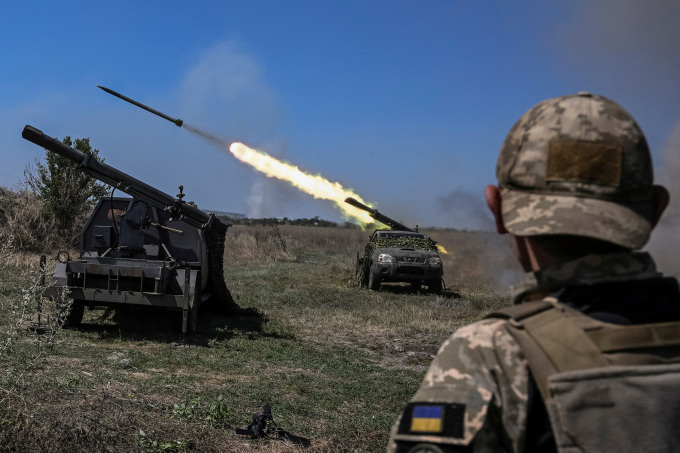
{"left": 0, "top": 188, "right": 60, "bottom": 253}
{"left": 22, "top": 136, "right": 109, "bottom": 250}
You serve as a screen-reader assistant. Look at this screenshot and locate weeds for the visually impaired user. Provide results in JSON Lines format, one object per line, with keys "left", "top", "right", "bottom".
{"left": 205, "top": 395, "right": 231, "bottom": 427}
{"left": 138, "top": 430, "right": 194, "bottom": 452}
{"left": 0, "top": 224, "right": 515, "bottom": 452}
{"left": 269, "top": 224, "right": 287, "bottom": 254}
{"left": 0, "top": 239, "right": 73, "bottom": 405}
{"left": 170, "top": 395, "right": 231, "bottom": 429}
{"left": 172, "top": 398, "right": 201, "bottom": 421}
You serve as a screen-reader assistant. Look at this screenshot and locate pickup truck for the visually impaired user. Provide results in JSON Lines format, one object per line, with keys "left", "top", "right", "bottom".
{"left": 356, "top": 230, "right": 443, "bottom": 293}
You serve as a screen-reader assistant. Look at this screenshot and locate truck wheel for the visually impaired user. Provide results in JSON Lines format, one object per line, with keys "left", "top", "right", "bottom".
{"left": 427, "top": 279, "right": 443, "bottom": 294}
{"left": 63, "top": 300, "right": 84, "bottom": 328}
{"left": 360, "top": 271, "right": 369, "bottom": 288}
{"left": 368, "top": 270, "right": 381, "bottom": 291}
{"left": 356, "top": 253, "right": 367, "bottom": 287}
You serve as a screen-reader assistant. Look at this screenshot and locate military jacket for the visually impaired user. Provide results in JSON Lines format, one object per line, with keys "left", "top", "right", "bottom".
{"left": 387, "top": 252, "right": 665, "bottom": 453}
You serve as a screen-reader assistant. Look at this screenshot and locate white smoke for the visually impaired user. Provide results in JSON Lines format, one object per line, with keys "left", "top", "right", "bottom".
{"left": 646, "top": 121, "right": 680, "bottom": 276}
{"left": 246, "top": 179, "right": 266, "bottom": 218}
{"left": 174, "top": 40, "right": 289, "bottom": 217}
{"left": 555, "top": 0, "right": 680, "bottom": 100}
{"left": 435, "top": 188, "right": 494, "bottom": 231}
{"left": 177, "top": 40, "right": 279, "bottom": 137}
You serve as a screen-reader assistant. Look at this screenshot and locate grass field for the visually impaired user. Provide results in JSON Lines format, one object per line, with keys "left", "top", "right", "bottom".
{"left": 0, "top": 225, "right": 516, "bottom": 452}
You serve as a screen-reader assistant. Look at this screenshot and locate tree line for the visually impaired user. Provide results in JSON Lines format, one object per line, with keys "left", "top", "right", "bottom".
{"left": 217, "top": 215, "right": 360, "bottom": 228}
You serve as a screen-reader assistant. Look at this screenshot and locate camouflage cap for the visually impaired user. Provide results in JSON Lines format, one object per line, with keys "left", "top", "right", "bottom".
{"left": 497, "top": 92, "right": 654, "bottom": 249}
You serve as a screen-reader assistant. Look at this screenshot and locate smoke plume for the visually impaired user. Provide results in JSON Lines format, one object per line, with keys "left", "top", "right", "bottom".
{"left": 556, "top": 0, "right": 680, "bottom": 100}
{"left": 435, "top": 189, "right": 494, "bottom": 231}
{"left": 646, "top": 121, "right": 680, "bottom": 276}
{"left": 176, "top": 41, "right": 286, "bottom": 217}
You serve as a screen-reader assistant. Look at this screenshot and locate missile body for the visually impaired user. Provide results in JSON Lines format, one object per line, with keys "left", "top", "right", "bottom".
{"left": 97, "top": 85, "right": 183, "bottom": 127}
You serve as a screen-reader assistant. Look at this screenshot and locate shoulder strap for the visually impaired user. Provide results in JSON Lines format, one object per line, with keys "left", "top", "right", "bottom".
{"left": 588, "top": 322, "right": 680, "bottom": 352}
{"left": 491, "top": 298, "right": 680, "bottom": 401}
{"left": 490, "top": 298, "right": 607, "bottom": 401}
{"left": 487, "top": 300, "right": 553, "bottom": 322}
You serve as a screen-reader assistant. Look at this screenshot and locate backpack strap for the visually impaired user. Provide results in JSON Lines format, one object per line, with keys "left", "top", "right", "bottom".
{"left": 488, "top": 298, "right": 680, "bottom": 401}
{"left": 487, "top": 300, "right": 554, "bottom": 323}
{"left": 587, "top": 321, "right": 680, "bottom": 352}
{"left": 488, "top": 298, "right": 607, "bottom": 401}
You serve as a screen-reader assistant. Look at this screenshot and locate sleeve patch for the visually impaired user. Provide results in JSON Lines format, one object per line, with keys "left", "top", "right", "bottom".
{"left": 398, "top": 403, "right": 466, "bottom": 438}
{"left": 411, "top": 405, "right": 443, "bottom": 432}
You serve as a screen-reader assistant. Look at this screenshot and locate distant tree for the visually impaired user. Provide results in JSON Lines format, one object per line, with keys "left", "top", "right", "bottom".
{"left": 24, "top": 136, "right": 109, "bottom": 248}
{"left": 215, "top": 214, "right": 341, "bottom": 228}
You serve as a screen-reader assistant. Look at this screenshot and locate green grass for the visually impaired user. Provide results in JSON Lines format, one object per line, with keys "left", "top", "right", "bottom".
{"left": 0, "top": 226, "right": 512, "bottom": 452}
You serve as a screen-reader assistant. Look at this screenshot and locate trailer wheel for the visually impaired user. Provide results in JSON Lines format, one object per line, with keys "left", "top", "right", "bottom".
{"left": 63, "top": 300, "right": 84, "bottom": 328}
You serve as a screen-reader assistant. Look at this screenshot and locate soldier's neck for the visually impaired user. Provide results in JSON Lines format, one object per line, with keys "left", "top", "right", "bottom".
{"left": 512, "top": 236, "right": 561, "bottom": 272}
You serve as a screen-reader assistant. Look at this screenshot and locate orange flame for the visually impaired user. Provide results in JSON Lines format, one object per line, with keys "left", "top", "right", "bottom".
{"left": 229, "top": 142, "right": 375, "bottom": 227}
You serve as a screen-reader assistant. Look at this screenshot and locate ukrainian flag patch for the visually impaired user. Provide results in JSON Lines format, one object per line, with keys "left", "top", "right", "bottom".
{"left": 410, "top": 405, "right": 444, "bottom": 433}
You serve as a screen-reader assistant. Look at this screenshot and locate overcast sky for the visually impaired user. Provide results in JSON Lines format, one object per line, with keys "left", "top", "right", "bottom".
{"left": 2, "top": 0, "right": 680, "bottom": 232}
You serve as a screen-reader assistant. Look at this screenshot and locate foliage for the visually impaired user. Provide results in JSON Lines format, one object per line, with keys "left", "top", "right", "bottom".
{"left": 0, "top": 239, "right": 72, "bottom": 403}
{"left": 23, "top": 136, "right": 109, "bottom": 248}
{"left": 0, "top": 188, "right": 58, "bottom": 252}
{"left": 138, "top": 430, "right": 194, "bottom": 452}
{"left": 171, "top": 395, "right": 231, "bottom": 428}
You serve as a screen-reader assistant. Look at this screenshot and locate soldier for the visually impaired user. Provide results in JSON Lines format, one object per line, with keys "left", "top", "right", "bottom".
{"left": 388, "top": 92, "right": 680, "bottom": 453}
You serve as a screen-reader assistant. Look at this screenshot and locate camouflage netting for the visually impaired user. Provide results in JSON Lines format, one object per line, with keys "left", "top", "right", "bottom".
{"left": 203, "top": 219, "right": 240, "bottom": 313}
{"left": 356, "top": 236, "right": 439, "bottom": 286}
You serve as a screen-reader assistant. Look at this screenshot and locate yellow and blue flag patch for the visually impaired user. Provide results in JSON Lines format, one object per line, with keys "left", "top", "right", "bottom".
{"left": 410, "top": 405, "right": 444, "bottom": 433}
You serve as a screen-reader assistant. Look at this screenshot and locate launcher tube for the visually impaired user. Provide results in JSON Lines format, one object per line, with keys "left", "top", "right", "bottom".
{"left": 22, "top": 125, "right": 211, "bottom": 225}
{"left": 344, "top": 197, "right": 414, "bottom": 231}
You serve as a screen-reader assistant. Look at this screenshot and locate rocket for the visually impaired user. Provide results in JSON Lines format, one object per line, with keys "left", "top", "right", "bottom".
{"left": 97, "top": 85, "right": 184, "bottom": 127}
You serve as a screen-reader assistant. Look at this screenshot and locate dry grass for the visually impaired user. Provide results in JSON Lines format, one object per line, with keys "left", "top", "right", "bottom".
{"left": 225, "top": 224, "right": 366, "bottom": 265}
{"left": 0, "top": 224, "right": 515, "bottom": 452}
{"left": 0, "top": 188, "right": 85, "bottom": 253}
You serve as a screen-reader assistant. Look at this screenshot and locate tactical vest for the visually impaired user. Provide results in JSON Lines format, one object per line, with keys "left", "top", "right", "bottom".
{"left": 490, "top": 298, "right": 680, "bottom": 453}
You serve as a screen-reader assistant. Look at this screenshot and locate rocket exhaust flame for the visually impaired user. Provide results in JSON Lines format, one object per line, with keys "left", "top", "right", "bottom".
{"left": 229, "top": 142, "right": 375, "bottom": 226}
{"left": 180, "top": 124, "right": 375, "bottom": 226}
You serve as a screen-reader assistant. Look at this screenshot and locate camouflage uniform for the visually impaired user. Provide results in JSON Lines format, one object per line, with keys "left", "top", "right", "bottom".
{"left": 387, "top": 252, "right": 663, "bottom": 452}
{"left": 388, "top": 93, "right": 675, "bottom": 452}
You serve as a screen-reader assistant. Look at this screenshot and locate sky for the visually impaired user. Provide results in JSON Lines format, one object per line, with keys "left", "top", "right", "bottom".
{"left": 2, "top": 0, "right": 680, "bottom": 235}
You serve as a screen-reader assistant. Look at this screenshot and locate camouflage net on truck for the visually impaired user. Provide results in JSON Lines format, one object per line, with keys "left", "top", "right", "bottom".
{"left": 203, "top": 220, "right": 239, "bottom": 313}
{"left": 356, "top": 236, "right": 440, "bottom": 287}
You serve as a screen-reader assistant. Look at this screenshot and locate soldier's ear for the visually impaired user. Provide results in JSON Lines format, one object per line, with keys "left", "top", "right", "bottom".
{"left": 651, "top": 185, "right": 670, "bottom": 228}
{"left": 485, "top": 185, "right": 508, "bottom": 234}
